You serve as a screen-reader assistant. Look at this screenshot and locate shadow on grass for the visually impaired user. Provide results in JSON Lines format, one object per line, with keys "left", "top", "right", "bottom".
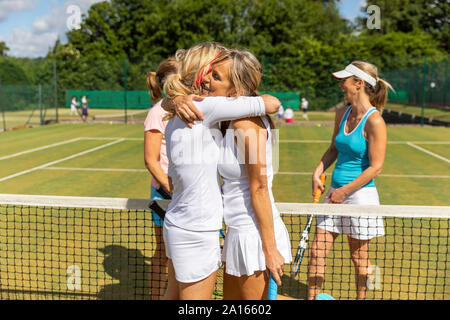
{"left": 97, "top": 245, "right": 152, "bottom": 300}
{"left": 278, "top": 274, "right": 308, "bottom": 300}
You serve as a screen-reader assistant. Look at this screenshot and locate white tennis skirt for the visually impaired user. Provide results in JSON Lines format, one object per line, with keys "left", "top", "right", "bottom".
{"left": 222, "top": 217, "right": 292, "bottom": 277}
{"left": 163, "top": 220, "right": 222, "bottom": 283}
{"left": 317, "top": 186, "right": 385, "bottom": 240}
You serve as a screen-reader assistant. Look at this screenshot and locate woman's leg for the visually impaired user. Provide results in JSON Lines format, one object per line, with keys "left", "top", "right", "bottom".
{"left": 224, "top": 270, "right": 266, "bottom": 300}
{"left": 307, "top": 227, "right": 337, "bottom": 300}
{"left": 347, "top": 236, "right": 372, "bottom": 300}
{"left": 178, "top": 270, "right": 219, "bottom": 300}
{"left": 162, "top": 259, "right": 180, "bottom": 300}
{"left": 149, "top": 225, "right": 168, "bottom": 299}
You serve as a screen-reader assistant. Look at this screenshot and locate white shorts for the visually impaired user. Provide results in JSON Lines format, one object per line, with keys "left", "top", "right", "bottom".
{"left": 163, "top": 220, "right": 221, "bottom": 283}
{"left": 317, "top": 187, "right": 385, "bottom": 240}
{"left": 222, "top": 217, "right": 292, "bottom": 277}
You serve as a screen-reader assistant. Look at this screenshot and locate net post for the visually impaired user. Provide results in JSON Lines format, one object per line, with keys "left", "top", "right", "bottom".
{"left": 0, "top": 80, "right": 6, "bottom": 131}
{"left": 39, "top": 84, "right": 43, "bottom": 126}
{"left": 123, "top": 58, "right": 128, "bottom": 124}
{"left": 53, "top": 61, "right": 58, "bottom": 123}
{"left": 420, "top": 55, "right": 427, "bottom": 127}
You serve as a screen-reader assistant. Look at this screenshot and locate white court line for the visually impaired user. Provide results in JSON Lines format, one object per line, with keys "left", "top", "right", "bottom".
{"left": 81, "top": 137, "right": 143, "bottom": 141}
{"left": 40, "top": 167, "right": 450, "bottom": 179}
{"left": 406, "top": 142, "right": 450, "bottom": 164}
{"left": 43, "top": 167, "right": 147, "bottom": 173}
{"left": 275, "top": 172, "right": 450, "bottom": 178}
{"left": 0, "top": 139, "right": 125, "bottom": 182}
{"left": 0, "top": 138, "right": 82, "bottom": 161}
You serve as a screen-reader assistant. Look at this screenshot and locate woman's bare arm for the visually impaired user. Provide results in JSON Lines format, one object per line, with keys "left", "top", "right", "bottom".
{"left": 233, "top": 117, "right": 284, "bottom": 286}
{"left": 311, "top": 107, "right": 347, "bottom": 195}
{"left": 144, "top": 130, "right": 170, "bottom": 193}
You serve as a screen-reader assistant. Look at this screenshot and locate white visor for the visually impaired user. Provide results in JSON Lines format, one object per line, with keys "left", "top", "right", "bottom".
{"left": 332, "top": 64, "right": 377, "bottom": 87}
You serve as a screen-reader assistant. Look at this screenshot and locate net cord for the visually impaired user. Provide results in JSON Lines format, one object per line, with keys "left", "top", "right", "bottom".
{"left": 1, "top": 194, "right": 449, "bottom": 218}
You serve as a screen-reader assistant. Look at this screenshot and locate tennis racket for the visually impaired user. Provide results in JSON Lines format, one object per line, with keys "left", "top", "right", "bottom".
{"left": 156, "top": 186, "right": 172, "bottom": 200}
{"left": 267, "top": 273, "right": 278, "bottom": 300}
{"left": 291, "top": 174, "right": 326, "bottom": 277}
{"left": 315, "top": 293, "right": 335, "bottom": 300}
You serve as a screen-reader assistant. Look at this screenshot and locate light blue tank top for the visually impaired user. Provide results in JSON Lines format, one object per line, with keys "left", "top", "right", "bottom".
{"left": 331, "top": 106, "right": 377, "bottom": 189}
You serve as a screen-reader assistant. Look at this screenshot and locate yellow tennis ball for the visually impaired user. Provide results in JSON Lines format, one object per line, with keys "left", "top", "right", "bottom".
{"left": 109, "top": 121, "right": 113, "bottom": 125}
{"left": 317, "top": 124, "right": 321, "bottom": 127}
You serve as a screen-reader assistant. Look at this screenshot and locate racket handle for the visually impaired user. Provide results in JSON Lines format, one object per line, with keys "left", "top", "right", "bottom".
{"left": 156, "top": 186, "right": 172, "bottom": 200}
{"left": 313, "top": 174, "right": 326, "bottom": 203}
{"left": 268, "top": 273, "right": 278, "bottom": 300}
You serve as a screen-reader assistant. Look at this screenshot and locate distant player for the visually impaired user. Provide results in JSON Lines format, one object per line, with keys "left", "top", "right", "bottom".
{"left": 277, "top": 104, "right": 284, "bottom": 120}
{"left": 81, "top": 95, "right": 88, "bottom": 121}
{"left": 309, "top": 61, "right": 392, "bottom": 300}
{"left": 284, "top": 105, "right": 294, "bottom": 124}
{"left": 70, "top": 97, "right": 80, "bottom": 116}
{"left": 301, "top": 97, "right": 309, "bottom": 120}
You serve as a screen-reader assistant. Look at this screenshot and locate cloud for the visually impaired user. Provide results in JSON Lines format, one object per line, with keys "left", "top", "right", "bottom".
{"left": 3, "top": 27, "right": 58, "bottom": 58}
{"left": 0, "top": 0, "right": 36, "bottom": 22}
{"left": 4, "top": 0, "right": 105, "bottom": 58}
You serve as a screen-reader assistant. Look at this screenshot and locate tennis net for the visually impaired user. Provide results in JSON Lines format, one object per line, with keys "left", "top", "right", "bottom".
{"left": 0, "top": 194, "right": 448, "bottom": 300}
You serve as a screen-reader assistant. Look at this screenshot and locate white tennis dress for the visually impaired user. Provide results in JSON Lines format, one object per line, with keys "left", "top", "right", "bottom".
{"left": 218, "top": 117, "right": 292, "bottom": 277}
{"left": 163, "top": 96, "right": 266, "bottom": 283}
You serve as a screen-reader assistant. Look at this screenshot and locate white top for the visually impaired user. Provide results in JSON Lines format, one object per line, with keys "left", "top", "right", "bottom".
{"left": 301, "top": 99, "right": 308, "bottom": 109}
{"left": 284, "top": 108, "right": 294, "bottom": 119}
{"left": 218, "top": 116, "right": 279, "bottom": 227}
{"left": 278, "top": 105, "right": 284, "bottom": 115}
{"left": 82, "top": 96, "right": 87, "bottom": 104}
{"left": 71, "top": 98, "right": 79, "bottom": 108}
{"left": 165, "top": 96, "right": 266, "bottom": 231}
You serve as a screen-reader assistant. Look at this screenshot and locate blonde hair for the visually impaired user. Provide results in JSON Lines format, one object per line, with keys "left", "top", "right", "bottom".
{"left": 146, "top": 57, "right": 177, "bottom": 101}
{"left": 227, "top": 49, "right": 262, "bottom": 96}
{"left": 163, "top": 42, "right": 229, "bottom": 100}
{"left": 351, "top": 61, "right": 394, "bottom": 113}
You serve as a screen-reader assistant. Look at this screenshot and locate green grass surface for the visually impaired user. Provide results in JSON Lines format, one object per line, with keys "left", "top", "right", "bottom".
{"left": 0, "top": 122, "right": 449, "bottom": 300}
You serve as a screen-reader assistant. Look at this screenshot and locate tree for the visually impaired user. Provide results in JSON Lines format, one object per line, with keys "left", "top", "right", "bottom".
{"left": 0, "top": 60, "right": 30, "bottom": 84}
{"left": 358, "top": 0, "right": 449, "bottom": 51}
{"left": 0, "top": 41, "right": 9, "bottom": 56}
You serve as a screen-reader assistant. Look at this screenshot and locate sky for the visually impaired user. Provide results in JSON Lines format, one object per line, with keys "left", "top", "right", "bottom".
{"left": 0, "top": 0, "right": 368, "bottom": 59}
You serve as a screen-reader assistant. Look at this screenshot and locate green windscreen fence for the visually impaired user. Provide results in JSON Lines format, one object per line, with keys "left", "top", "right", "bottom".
{"left": 66, "top": 90, "right": 152, "bottom": 109}
{"left": 260, "top": 91, "right": 300, "bottom": 110}
{"left": 383, "top": 58, "right": 449, "bottom": 109}
{"left": 66, "top": 90, "right": 301, "bottom": 110}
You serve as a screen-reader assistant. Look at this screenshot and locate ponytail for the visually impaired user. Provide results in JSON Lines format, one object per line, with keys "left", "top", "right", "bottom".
{"left": 162, "top": 72, "right": 193, "bottom": 121}
{"left": 146, "top": 57, "right": 178, "bottom": 103}
{"left": 369, "top": 78, "right": 393, "bottom": 114}
{"left": 146, "top": 71, "right": 162, "bottom": 101}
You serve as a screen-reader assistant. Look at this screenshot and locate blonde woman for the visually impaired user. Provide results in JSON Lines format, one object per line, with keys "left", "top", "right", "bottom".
{"left": 143, "top": 57, "right": 177, "bottom": 299}
{"left": 215, "top": 49, "right": 291, "bottom": 300}
{"left": 161, "top": 42, "right": 281, "bottom": 300}
{"left": 309, "top": 61, "right": 392, "bottom": 300}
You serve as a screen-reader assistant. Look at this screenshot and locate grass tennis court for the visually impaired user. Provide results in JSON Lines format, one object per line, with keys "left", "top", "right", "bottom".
{"left": 0, "top": 122, "right": 449, "bottom": 300}
{"left": 1, "top": 123, "right": 448, "bottom": 205}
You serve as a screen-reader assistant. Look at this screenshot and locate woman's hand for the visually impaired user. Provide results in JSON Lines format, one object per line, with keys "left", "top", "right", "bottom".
{"left": 173, "top": 95, "right": 205, "bottom": 127}
{"left": 264, "top": 248, "right": 285, "bottom": 286}
{"left": 325, "top": 187, "right": 348, "bottom": 204}
{"left": 312, "top": 173, "right": 325, "bottom": 197}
